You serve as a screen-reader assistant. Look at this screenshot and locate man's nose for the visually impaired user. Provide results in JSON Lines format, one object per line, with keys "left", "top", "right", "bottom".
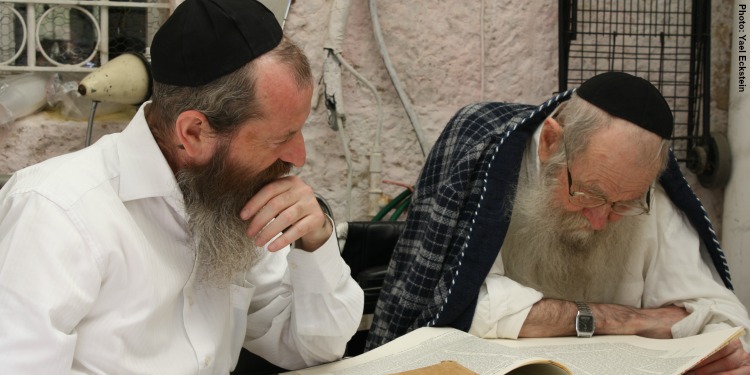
{"left": 581, "top": 205, "right": 622, "bottom": 230}
{"left": 280, "top": 133, "right": 306, "bottom": 167}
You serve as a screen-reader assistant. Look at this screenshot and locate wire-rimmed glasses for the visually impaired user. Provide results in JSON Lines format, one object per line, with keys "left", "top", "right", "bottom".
{"left": 563, "top": 138, "right": 652, "bottom": 216}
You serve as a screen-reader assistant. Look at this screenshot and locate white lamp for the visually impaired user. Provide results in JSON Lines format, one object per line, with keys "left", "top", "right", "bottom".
{"left": 78, "top": 52, "right": 152, "bottom": 105}
{"left": 77, "top": 52, "right": 152, "bottom": 145}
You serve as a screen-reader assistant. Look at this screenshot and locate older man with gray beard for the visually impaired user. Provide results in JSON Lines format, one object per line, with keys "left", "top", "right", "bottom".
{"left": 368, "top": 72, "right": 750, "bottom": 373}
{"left": 0, "top": 0, "right": 363, "bottom": 373}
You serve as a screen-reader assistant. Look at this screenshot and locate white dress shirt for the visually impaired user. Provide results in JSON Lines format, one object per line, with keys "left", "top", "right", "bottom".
{"left": 0, "top": 103, "right": 364, "bottom": 374}
{"left": 469, "top": 126, "right": 750, "bottom": 351}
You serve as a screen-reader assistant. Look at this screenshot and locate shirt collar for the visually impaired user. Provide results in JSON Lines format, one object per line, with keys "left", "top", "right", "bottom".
{"left": 116, "top": 101, "right": 182, "bottom": 204}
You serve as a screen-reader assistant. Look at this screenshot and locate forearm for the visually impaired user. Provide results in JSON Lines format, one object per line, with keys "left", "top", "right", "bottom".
{"left": 246, "top": 236, "right": 364, "bottom": 369}
{"left": 245, "top": 283, "right": 364, "bottom": 369}
{"left": 518, "top": 299, "right": 576, "bottom": 337}
{"left": 469, "top": 275, "right": 544, "bottom": 339}
{"left": 519, "top": 298, "right": 687, "bottom": 338}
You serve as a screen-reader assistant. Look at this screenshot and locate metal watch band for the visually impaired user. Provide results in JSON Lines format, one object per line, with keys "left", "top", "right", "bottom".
{"left": 576, "top": 301, "right": 592, "bottom": 314}
{"left": 575, "top": 301, "right": 595, "bottom": 338}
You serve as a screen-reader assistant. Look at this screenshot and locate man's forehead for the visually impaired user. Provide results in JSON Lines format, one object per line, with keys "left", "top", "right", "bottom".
{"left": 574, "top": 144, "right": 659, "bottom": 198}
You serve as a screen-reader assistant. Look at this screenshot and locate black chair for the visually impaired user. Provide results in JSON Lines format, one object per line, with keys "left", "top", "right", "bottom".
{"left": 231, "top": 349, "right": 286, "bottom": 375}
{"left": 339, "top": 220, "right": 405, "bottom": 357}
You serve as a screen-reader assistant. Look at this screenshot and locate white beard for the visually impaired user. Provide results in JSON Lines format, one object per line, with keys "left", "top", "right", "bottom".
{"left": 177, "top": 142, "right": 291, "bottom": 288}
{"left": 500, "top": 162, "right": 645, "bottom": 303}
{"left": 178, "top": 168, "right": 261, "bottom": 288}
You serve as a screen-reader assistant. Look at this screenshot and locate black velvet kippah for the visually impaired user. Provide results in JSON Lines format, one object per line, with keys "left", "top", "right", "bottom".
{"left": 150, "top": 0, "right": 282, "bottom": 87}
{"left": 576, "top": 72, "right": 674, "bottom": 139}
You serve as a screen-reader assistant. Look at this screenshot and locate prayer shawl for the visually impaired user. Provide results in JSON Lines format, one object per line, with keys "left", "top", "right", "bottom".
{"left": 365, "top": 90, "right": 733, "bottom": 350}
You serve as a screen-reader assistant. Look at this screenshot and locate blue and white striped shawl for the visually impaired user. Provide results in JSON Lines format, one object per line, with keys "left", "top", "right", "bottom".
{"left": 365, "top": 91, "right": 733, "bottom": 351}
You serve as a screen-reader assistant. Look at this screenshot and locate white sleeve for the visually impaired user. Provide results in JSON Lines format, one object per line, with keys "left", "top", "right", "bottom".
{"left": 469, "top": 128, "right": 544, "bottom": 340}
{"left": 643, "top": 189, "right": 750, "bottom": 351}
{"left": 469, "top": 256, "right": 543, "bottom": 339}
{"left": 0, "top": 192, "right": 101, "bottom": 373}
{"left": 242, "top": 221, "right": 364, "bottom": 370}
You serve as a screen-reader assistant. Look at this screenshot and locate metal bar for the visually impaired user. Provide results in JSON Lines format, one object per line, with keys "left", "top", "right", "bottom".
{"left": 100, "top": 5, "right": 109, "bottom": 64}
{"left": 25, "top": 3, "right": 35, "bottom": 67}
{"left": 701, "top": 0, "right": 711, "bottom": 140}
{"left": 558, "top": 0, "right": 571, "bottom": 92}
{"left": 687, "top": 1, "right": 701, "bottom": 150}
{"left": 0, "top": 65, "right": 97, "bottom": 72}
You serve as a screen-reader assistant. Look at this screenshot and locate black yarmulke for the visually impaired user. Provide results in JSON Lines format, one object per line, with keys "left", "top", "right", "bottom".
{"left": 576, "top": 72, "right": 674, "bottom": 139}
{"left": 150, "top": 0, "right": 282, "bottom": 87}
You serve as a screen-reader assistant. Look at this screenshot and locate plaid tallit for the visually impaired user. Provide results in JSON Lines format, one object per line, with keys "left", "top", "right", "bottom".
{"left": 365, "top": 92, "right": 733, "bottom": 350}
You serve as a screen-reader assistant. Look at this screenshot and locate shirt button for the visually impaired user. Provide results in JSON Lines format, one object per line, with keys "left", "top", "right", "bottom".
{"left": 204, "top": 355, "right": 211, "bottom": 366}
{"left": 187, "top": 296, "right": 194, "bottom": 306}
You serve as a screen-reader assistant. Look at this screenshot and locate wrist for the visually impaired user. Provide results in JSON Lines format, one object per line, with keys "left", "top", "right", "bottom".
{"left": 296, "top": 215, "right": 333, "bottom": 252}
{"left": 575, "top": 301, "right": 595, "bottom": 337}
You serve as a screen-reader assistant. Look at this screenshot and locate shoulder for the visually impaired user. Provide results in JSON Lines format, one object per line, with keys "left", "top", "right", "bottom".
{"left": 431, "top": 103, "right": 536, "bottom": 159}
{"left": 3, "top": 136, "right": 121, "bottom": 211}
{"left": 444, "top": 102, "right": 536, "bottom": 139}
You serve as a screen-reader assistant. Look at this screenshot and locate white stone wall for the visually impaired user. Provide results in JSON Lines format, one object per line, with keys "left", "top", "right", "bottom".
{"left": 0, "top": 1, "right": 743, "bottom": 303}
{"left": 291, "top": 0, "right": 560, "bottom": 221}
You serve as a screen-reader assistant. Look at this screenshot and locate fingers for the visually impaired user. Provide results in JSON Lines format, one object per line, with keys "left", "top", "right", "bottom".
{"left": 689, "top": 339, "right": 750, "bottom": 375}
{"left": 264, "top": 212, "right": 328, "bottom": 252}
{"left": 240, "top": 176, "right": 327, "bottom": 252}
{"left": 239, "top": 175, "right": 297, "bottom": 223}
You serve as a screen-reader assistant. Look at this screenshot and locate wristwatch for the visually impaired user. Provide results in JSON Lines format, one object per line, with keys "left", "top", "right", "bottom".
{"left": 575, "top": 301, "right": 595, "bottom": 337}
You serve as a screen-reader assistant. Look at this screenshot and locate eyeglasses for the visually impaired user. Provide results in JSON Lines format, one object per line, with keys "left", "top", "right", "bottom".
{"left": 563, "top": 138, "right": 652, "bottom": 216}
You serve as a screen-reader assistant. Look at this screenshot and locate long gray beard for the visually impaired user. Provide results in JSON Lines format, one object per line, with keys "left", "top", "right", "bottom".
{"left": 500, "top": 163, "right": 644, "bottom": 303}
{"left": 177, "top": 143, "right": 292, "bottom": 288}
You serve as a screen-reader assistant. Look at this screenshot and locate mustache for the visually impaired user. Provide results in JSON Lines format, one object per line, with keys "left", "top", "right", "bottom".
{"left": 180, "top": 154, "right": 293, "bottom": 212}
{"left": 226, "top": 159, "right": 293, "bottom": 208}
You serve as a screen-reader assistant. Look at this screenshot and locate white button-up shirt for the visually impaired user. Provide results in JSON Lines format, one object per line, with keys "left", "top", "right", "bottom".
{"left": 0, "top": 104, "right": 364, "bottom": 374}
{"left": 469, "top": 126, "right": 750, "bottom": 350}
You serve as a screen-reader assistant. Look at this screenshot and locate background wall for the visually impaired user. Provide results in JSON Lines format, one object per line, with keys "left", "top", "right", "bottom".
{"left": 0, "top": 1, "right": 745, "bottom": 305}
{"left": 290, "top": 0, "right": 559, "bottom": 221}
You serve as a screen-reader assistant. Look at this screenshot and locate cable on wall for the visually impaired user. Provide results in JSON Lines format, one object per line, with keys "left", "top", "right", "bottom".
{"left": 333, "top": 52, "right": 385, "bottom": 219}
{"left": 369, "top": 0, "right": 430, "bottom": 157}
{"left": 318, "top": 0, "right": 355, "bottom": 221}
{"left": 315, "top": 0, "right": 387, "bottom": 219}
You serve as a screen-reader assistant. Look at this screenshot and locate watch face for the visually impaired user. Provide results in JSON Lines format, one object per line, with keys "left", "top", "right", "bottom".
{"left": 577, "top": 315, "right": 595, "bottom": 333}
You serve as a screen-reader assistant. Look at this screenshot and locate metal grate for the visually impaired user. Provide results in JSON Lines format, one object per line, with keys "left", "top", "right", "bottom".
{"left": 0, "top": 0, "right": 170, "bottom": 75}
{"left": 558, "top": 0, "right": 728, "bottom": 187}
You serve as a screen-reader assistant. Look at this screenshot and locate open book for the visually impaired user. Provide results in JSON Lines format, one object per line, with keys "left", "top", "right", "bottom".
{"left": 287, "top": 326, "right": 745, "bottom": 375}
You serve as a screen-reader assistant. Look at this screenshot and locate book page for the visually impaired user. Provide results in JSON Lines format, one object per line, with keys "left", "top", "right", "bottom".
{"left": 487, "top": 327, "right": 744, "bottom": 375}
{"left": 289, "top": 328, "right": 569, "bottom": 375}
{"left": 287, "top": 326, "right": 743, "bottom": 375}
{"left": 391, "top": 360, "right": 479, "bottom": 374}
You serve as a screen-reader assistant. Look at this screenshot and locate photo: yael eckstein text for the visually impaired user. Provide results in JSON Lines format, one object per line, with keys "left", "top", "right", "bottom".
{"left": 739, "top": 2, "right": 747, "bottom": 92}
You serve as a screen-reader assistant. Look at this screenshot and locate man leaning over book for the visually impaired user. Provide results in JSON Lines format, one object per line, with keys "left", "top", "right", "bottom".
{"left": 366, "top": 72, "right": 750, "bottom": 373}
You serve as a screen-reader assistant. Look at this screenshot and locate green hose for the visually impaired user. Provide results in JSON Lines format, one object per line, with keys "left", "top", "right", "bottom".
{"left": 389, "top": 195, "right": 411, "bottom": 221}
{"left": 372, "top": 188, "right": 412, "bottom": 221}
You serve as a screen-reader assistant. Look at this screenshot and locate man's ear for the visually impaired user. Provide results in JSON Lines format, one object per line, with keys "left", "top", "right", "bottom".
{"left": 538, "top": 117, "right": 564, "bottom": 163}
{"left": 174, "top": 110, "right": 217, "bottom": 165}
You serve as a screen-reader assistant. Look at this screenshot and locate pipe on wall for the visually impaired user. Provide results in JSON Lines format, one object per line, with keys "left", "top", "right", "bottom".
{"left": 721, "top": 0, "right": 750, "bottom": 309}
